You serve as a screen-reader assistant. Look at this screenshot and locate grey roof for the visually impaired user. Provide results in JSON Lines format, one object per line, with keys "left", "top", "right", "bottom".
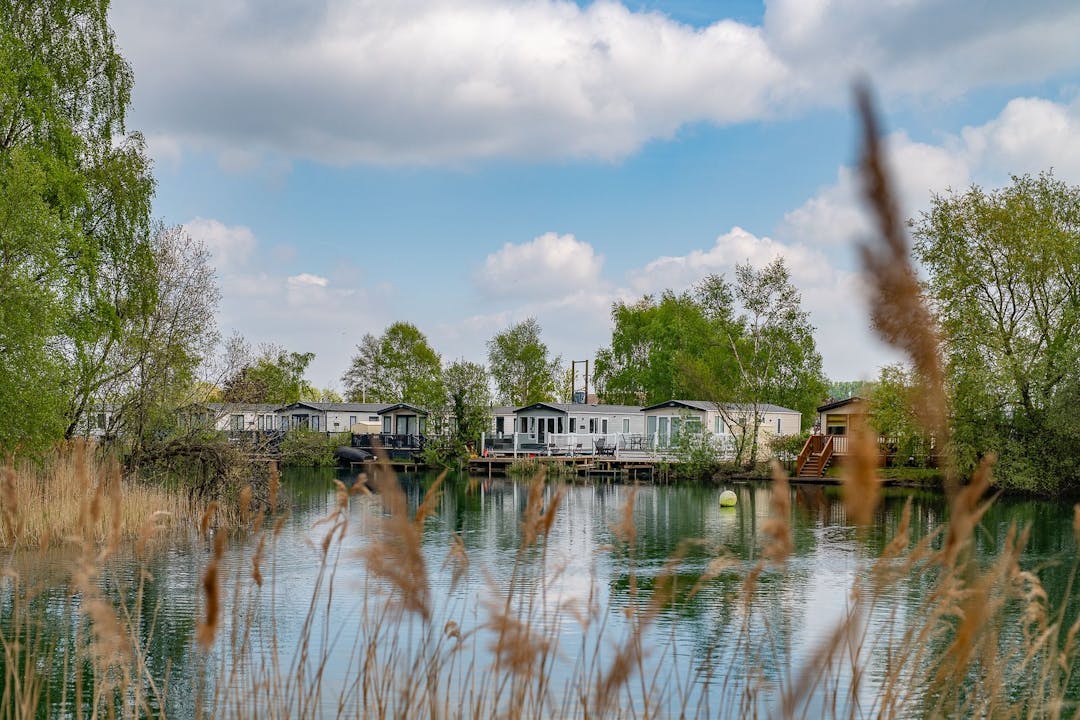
{"left": 376, "top": 403, "right": 428, "bottom": 416}
{"left": 203, "top": 402, "right": 280, "bottom": 413}
{"left": 641, "top": 399, "right": 800, "bottom": 415}
{"left": 514, "top": 402, "right": 644, "bottom": 415}
{"left": 278, "top": 402, "right": 392, "bottom": 413}
{"left": 816, "top": 396, "right": 865, "bottom": 413}
{"left": 491, "top": 406, "right": 518, "bottom": 416}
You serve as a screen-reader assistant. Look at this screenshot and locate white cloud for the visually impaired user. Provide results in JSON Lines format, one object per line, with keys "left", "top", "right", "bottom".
{"left": 112, "top": 0, "right": 786, "bottom": 165}
{"left": 779, "top": 96, "right": 1080, "bottom": 254}
{"left": 110, "top": 0, "right": 1080, "bottom": 166}
{"left": 478, "top": 232, "right": 605, "bottom": 299}
{"left": 763, "top": 0, "right": 1080, "bottom": 103}
{"left": 962, "top": 96, "right": 1080, "bottom": 178}
{"left": 287, "top": 273, "right": 330, "bottom": 289}
{"left": 779, "top": 132, "right": 969, "bottom": 249}
{"left": 183, "top": 217, "right": 257, "bottom": 272}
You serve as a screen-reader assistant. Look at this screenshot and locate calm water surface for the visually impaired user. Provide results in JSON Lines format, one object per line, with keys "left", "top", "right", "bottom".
{"left": 4, "top": 468, "right": 1079, "bottom": 717}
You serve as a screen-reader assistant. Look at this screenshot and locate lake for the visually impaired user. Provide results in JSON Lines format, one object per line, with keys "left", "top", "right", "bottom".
{"left": 4, "top": 467, "right": 1079, "bottom": 718}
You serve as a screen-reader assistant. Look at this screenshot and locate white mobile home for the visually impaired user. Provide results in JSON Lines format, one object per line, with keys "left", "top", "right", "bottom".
{"left": 194, "top": 403, "right": 281, "bottom": 432}
{"left": 276, "top": 402, "right": 390, "bottom": 433}
{"left": 640, "top": 400, "right": 801, "bottom": 458}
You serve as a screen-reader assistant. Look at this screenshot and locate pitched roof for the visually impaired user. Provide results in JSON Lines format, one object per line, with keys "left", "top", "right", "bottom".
{"left": 641, "top": 399, "right": 800, "bottom": 415}
{"left": 513, "top": 402, "right": 644, "bottom": 414}
{"left": 278, "top": 401, "right": 393, "bottom": 413}
{"left": 816, "top": 396, "right": 866, "bottom": 413}
{"left": 203, "top": 402, "right": 281, "bottom": 413}
{"left": 376, "top": 402, "right": 428, "bottom": 416}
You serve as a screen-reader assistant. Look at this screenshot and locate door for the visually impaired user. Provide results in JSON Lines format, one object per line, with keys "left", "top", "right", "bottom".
{"left": 658, "top": 417, "right": 670, "bottom": 447}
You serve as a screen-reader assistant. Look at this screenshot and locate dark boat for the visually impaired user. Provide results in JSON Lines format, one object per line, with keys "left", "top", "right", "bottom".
{"left": 334, "top": 446, "right": 374, "bottom": 465}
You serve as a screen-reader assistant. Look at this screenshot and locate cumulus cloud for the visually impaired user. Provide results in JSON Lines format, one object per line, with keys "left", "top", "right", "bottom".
{"left": 779, "top": 96, "right": 1080, "bottom": 252}
{"left": 110, "top": 0, "right": 1080, "bottom": 167}
{"left": 763, "top": 0, "right": 1080, "bottom": 103}
{"left": 478, "top": 232, "right": 605, "bottom": 299}
{"left": 287, "top": 273, "right": 330, "bottom": 289}
{"left": 183, "top": 217, "right": 257, "bottom": 271}
{"left": 181, "top": 219, "right": 390, "bottom": 390}
{"left": 112, "top": 0, "right": 785, "bottom": 165}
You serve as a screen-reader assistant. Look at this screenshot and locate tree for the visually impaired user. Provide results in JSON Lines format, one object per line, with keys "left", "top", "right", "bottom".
{"left": 912, "top": 172, "right": 1080, "bottom": 491}
{"left": 826, "top": 380, "right": 865, "bottom": 401}
{"left": 594, "top": 292, "right": 728, "bottom": 405}
{"left": 698, "top": 259, "right": 827, "bottom": 462}
{"left": 223, "top": 344, "right": 316, "bottom": 405}
{"left": 867, "top": 364, "right": 928, "bottom": 466}
{"left": 0, "top": 0, "right": 156, "bottom": 452}
{"left": 107, "top": 224, "right": 220, "bottom": 449}
{"left": 442, "top": 360, "right": 492, "bottom": 454}
{"left": 487, "top": 318, "right": 560, "bottom": 406}
{"left": 341, "top": 333, "right": 382, "bottom": 402}
{"left": 342, "top": 322, "right": 444, "bottom": 409}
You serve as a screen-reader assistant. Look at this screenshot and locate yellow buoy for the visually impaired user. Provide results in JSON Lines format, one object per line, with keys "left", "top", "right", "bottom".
{"left": 719, "top": 490, "right": 737, "bottom": 507}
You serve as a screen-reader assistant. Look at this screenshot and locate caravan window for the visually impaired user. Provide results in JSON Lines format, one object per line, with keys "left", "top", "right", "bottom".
{"left": 623, "top": 418, "right": 630, "bottom": 433}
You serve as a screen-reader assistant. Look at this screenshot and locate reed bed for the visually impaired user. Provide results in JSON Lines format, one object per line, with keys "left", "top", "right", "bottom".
{"left": 0, "top": 440, "right": 204, "bottom": 548}
{"left": 3, "top": 87, "right": 1080, "bottom": 718}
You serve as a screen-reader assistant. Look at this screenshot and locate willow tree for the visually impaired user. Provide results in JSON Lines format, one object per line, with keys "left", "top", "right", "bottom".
{"left": 913, "top": 172, "right": 1080, "bottom": 492}
{"left": 0, "top": 1, "right": 158, "bottom": 451}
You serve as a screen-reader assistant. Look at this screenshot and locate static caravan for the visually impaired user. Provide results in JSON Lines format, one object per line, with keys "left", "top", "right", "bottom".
{"left": 201, "top": 402, "right": 281, "bottom": 432}
{"left": 815, "top": 397, "right": 867, "bottom": 437}
{"left": 641, "top": 400, "right": 801, "bottom": 458}
{"left": 377, "top": 403, "right": 428, "bottom": 437}
{"left": 511, "top": 402, "right": 645, "bottom": 454}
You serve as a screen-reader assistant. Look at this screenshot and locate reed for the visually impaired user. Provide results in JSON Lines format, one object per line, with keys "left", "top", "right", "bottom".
{"left": 0, "top": 440, "right": 204, "bottom": 549}
{"left": 3, "top": 86, "right": 1080, "bottom": 718}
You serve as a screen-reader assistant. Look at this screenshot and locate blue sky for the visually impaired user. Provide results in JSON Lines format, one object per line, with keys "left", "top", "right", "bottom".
{"left": 108, "top": 0, "right": 1080, "bottom": 391}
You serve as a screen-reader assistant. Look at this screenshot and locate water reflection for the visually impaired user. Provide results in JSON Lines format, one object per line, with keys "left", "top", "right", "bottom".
{"left": 3, "top": 469, "right": 1079, "bottom": 717}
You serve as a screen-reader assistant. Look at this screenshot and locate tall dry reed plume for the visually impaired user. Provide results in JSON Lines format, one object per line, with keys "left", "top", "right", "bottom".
{"left": 198, "top": 529, "right": 227, "bottom": 651}
{"left": 360, "top": 466, "right": 445, "bottom": 621}
{"left": 854, "top": 84, "right": 949, "bottom": 464}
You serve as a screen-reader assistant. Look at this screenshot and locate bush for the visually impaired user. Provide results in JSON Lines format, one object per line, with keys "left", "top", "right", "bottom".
{"left": 279, "top": 431, "right": 344, "bottom": 467}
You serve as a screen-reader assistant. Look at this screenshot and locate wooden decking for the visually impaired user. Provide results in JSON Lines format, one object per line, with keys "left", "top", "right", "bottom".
{"left": 468, "top": 455, "right": 667, "bottom": 481}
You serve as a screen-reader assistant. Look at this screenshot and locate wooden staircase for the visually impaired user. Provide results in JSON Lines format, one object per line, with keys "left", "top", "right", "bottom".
{"left": 795, "top": 435, "right": 834, "bottom": 478}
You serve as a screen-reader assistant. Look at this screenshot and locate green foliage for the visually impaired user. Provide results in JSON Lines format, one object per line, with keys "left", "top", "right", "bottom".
{"left": 303, "top": 387, "right": 344, "bottom": 403}
{"left": 913, "top": 172, "right": 1080, "bottom": 492}
{"left": 826, "top": 380, "right": 865, "bottom": 401}
{"left": 342, "top": 322, "right": 444, "bottom": 409}
{"left": 487, "top": 318, "right": 560, "bottom": 406}
{"left": 671, "top": 424, "right": 723, "bottom": 481}
{"left": 698, "top": 259, "right": 827, "bottom": 435}
{"left": 439, "top": 360, "right": 492, "bottom": 459}
{"left": 224, "top": 346, "right": 315, "bottom": 405}
{"left": 594, "top": 291, "right": 725, "bottom": 405}
{"left": 279, "top": 431, "right": 344, "bottom": 467}
{"left": 768, "top": 431, "right": 809, "bottom": 460}
{"left": 594, "top": 257, "right": 826, "bottom": 465}
{"left": 0, "top": 0, "right": 158, "bottom": 452}
{"left": 867, "top": 364, "right": 932, "bottom": 467}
